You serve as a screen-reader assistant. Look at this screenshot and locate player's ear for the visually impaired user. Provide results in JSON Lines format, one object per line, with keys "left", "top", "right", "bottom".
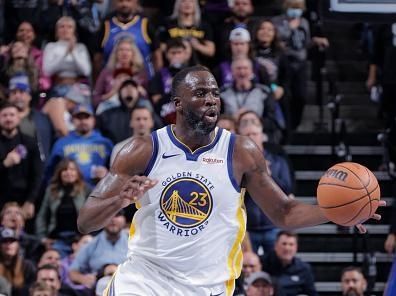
{"left": 173, "top": 96, "right": 182, "bottom": 111}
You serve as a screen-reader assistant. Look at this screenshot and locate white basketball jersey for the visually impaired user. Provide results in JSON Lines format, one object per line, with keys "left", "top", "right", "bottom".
{"left": 127, "top": 125, "right": 246, "bottom": 294}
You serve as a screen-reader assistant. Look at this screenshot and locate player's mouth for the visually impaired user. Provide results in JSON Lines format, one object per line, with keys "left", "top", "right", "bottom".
{"left": 204, "top": 108, "right": 218, "bottom": 123}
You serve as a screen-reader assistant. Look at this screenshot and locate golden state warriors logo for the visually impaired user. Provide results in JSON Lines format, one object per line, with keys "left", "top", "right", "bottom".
{"left": 160, "top": 178, "right": 212, "bottom": 228}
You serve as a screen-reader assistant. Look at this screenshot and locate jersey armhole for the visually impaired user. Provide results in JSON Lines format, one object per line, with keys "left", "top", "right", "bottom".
{"left": 143, "top": 131, "right": 159, "bottom": 176}
{"left": 227, "top": 133, "right": 241, "bottom": 192}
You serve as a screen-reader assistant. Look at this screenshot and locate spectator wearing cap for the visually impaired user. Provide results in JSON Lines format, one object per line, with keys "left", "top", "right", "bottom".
{"left": 8, "top": 73, "right": 54, "bottom": 160}
{"left": 261, "top": 231, "right": 317, "bottom": 296}
{"left": 45, "top": 104, "right": 113, "bottom": 186}
{"left": 0, "top": 227, "right": 36, "bottom": 296}
{"left": 149, "top": 38, "right": 190, "bottom": 126}
{"left": 42, "top": 83, "right": 91, "bottom": 137}
{"left": 93, "top": 36, "right": 148, "bottom": 110}
{"left": 0, "top": 102, "right": 44, "bottom": 219}
{"left": 69, "top": 212, "right": 128, "bottom": 290}
{"left": 245, "top": 271, "right": 275, "bottom": 296}
{"left": 36, "top": 158, "right": 91, "bottom": 258}
{"left": 97, "top": 79, "right": 153, "bottom": 144}
{"left": 215, "top": 0, "right": 257, "bottom": 63}
{"left": 43, "top": 16, "right": 91, "bottom": 99}
{"left": 213, "top": 27, "right": 270, "bottom": 88}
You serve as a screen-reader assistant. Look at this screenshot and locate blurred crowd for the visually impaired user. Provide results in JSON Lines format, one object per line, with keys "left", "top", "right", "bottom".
{"left": 0, "top": 0, "right": 394, "bottom": 295}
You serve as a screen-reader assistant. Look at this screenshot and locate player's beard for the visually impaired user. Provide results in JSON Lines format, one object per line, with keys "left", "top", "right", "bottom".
{"left": 344, "top": 288, "right": 360, "bottom": 296}
{"left": 183, "top": 107, "right": 218, "bottom": 136}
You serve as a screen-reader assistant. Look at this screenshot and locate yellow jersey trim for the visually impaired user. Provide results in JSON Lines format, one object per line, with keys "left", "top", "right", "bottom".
{"left": 141, "top": 17, "right": 152, "bottom": 44}
{"left": 112, "top": 15, "right": 140, "bottom": 29}
{"left": 170, "top": 124, "right": 219, "bottom": 154}
{"left": 226, "top": 188, "right": 246, "bottom": 295}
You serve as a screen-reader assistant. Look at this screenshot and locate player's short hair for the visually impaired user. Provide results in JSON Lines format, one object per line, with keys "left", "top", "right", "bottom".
{"left": 341, "top": 266, "right": 365, "bottom": 279}
{"left": 276, "top": 230, "right": 298, "bottom": 241}
{"left": 0, "top": 101, "right": 18, "bottom": 112}
{"left": 171, "top": 65, "right": 211, "bottom": 100}
{"left": 36, "top": 264, "right": 61, "bottom": 280}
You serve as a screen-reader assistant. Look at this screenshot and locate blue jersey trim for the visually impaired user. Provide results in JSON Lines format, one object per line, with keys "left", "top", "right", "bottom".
{"left": 166, "top": 125, "right": 223, "bottom": 161}
{"left": 227, "top": 133, "right": 240, "bottom": 192}
{"left": 143, "top": 131, "right": 159, "bottom": 176}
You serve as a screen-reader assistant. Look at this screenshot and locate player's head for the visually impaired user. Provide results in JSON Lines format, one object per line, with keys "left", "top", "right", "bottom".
{"left": 341, "top": 266, "right": 367, "bottom": 296}
{"left": 171, "top": 66, "right": 220, "bottom": 135}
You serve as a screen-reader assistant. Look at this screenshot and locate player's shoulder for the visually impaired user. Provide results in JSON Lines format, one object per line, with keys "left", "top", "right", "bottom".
{"left": 112, "top": 135, "right": 154, "bottom": 175}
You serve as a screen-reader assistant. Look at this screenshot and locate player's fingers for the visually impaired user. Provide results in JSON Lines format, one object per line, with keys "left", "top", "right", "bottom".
{"left": 378, "top": 200, "right": 387, "bottom": 207}
{"left": 356, "top": 224, "right": 367, "bottom": 234}
{"left": 371, "top": 213, "right": 382, "bottom": 220}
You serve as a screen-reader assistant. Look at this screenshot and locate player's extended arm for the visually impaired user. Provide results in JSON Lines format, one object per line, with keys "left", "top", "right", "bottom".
{"left": 235, "top": 136, "right": 329, "bottom": 229}
{"left": 77, "top": 136, "right": 157, "bottom": 234}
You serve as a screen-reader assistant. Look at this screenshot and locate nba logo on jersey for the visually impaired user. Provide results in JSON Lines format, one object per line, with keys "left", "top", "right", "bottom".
{"left": 158, "top": 177, "right": 213, "bottom": 236}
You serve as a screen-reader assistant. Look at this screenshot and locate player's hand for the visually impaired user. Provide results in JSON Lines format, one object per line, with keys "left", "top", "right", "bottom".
{"left": 355, "top": 200, "right": 386, "bottom": 233}
{"left": 119, "top": 176, "right": 158, "bottom": 207}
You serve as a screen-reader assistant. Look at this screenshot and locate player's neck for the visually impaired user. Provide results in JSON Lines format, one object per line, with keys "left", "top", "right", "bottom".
{"left": 172, "top": 124, "right": 216, "bottom": 152}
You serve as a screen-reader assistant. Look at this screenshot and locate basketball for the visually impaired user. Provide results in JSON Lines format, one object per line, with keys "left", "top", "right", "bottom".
{"left": 316, "top": 162, "right": 381, "bottom": 226}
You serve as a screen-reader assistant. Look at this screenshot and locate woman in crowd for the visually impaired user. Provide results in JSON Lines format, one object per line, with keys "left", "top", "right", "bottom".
{"left": 93, "top": 36, "right": 147, "bottom": 110}
{"left": 0, "top": 41, "right": 39, "bottom": 93}
{"left": 15, "top": 21, "right": 51, "bottom": 93}
{"left": 36, "top": 159, "right": 91, "bottom": 258}
{"left": 43, "top": 16, "right": 91, "bottom": 99}
{"left": 161, "top": 0, "right": 215, "bottom": 65}
{"left": 0, "top": 228, "right": 36, "bottom": 296}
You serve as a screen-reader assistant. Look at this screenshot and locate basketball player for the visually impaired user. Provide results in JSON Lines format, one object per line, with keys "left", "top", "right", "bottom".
{"left": 77, "top": 66, "right": 384, "bottom": 296}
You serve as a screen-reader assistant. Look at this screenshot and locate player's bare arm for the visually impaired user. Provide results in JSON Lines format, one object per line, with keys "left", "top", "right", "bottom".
{"left": 77, "top": 136, "right": 158, "bottom": 233}
{"left": 234, "top": 135, "right": 329, "bottom": 229}
{"left": 234, "top": 136, "right": 385, "bottom": 231}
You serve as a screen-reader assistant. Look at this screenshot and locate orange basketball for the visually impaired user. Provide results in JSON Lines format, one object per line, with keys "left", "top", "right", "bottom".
{"left": 317, "top": 162, "right": 381, "bottom": 226}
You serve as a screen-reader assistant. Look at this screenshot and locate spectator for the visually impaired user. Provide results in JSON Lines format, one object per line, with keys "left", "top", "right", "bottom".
{"left": 272, "top": 0, "right": 329, "bottom": 129}
{"left": 15, "top": 21, "right": 51, "bottom": 93}
{"left": 36, "top": 264, "right": 77, "bottom": 296}
{"left": 97, "top": 0, "right": 161, "bottom": 77}
{"left": 253, "top": 19, "right": 288, "bottom": 102}
{"left": 214, "top": 27, "right": 270, "bottom": 88}
{"left": 0, "top": 102, "right": 43, "bottom": 219}
{"left": 69, "top": 213, "right": 128, "bottom": 289}
{"left": 0, "top": 41, "right": 39, "bottom": 93}
{"left": 215, "top": 0, "right": 257, "bottom": 63}
{"left": 243, "top": 251, "right": 262, "bottom": 279}
{"left": 341, "top": 266, "right": 367, "bottom": 296}
{"left": 45, "top": 104, "right": 113, "bottom": 186}
{"left": 60, "top": 234, "right": 93, "bottom": 293}
{"left": 36, "top": 159, "right": 91, "bottom": 258}
{"left": 8, "top": 73, "right": 54, "bottom": 160}
{"left": 42, "top": 83, "right": 91, "bottom": 138}
{"left": 220, "top": 57, "right": 275, "bottom": 122}
{"left": 3, "top": 1, "right": 45, "bottom": 43}
{"left": 29, "top": 281, "right": 55, "bottom": 296}
{"left": 238, "top": 114, "right": 293, "bottom": 253}
{"left": 110, "top": 106, "right": 154, "bottom": 165}
{"left": 97, "top": 79, "right": 152, "bottom": 144}
{"left": 217, "top": 114, "right": 236, "bottom": 133}
{"left": 149, "top": 38, "right": 189, "bottom": 126}
{"left": 245, "top": 271, "right": 275, "bottom": 296}
{"left": 0, "top": 227, "right": 36, "bottom": 296}
{"left": 261, "top": 231, "right": 317, "bottom": 296}
{"left": 38, "top": 249, "right": 61, "bottom": 270}
{"left": 0, "top": 202, "right": 42, "bottom": 262}
{"left": 43, "top": 16, "right": 91, "bottom": 99}
{"left": 160, "top": 0, "right": 215, "bottom": 65}
{"left": 93, "top": 36, "right": 148, "bottom": 109}
{"left": 94, "top": 263, "right": 118, "bottom": 296}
